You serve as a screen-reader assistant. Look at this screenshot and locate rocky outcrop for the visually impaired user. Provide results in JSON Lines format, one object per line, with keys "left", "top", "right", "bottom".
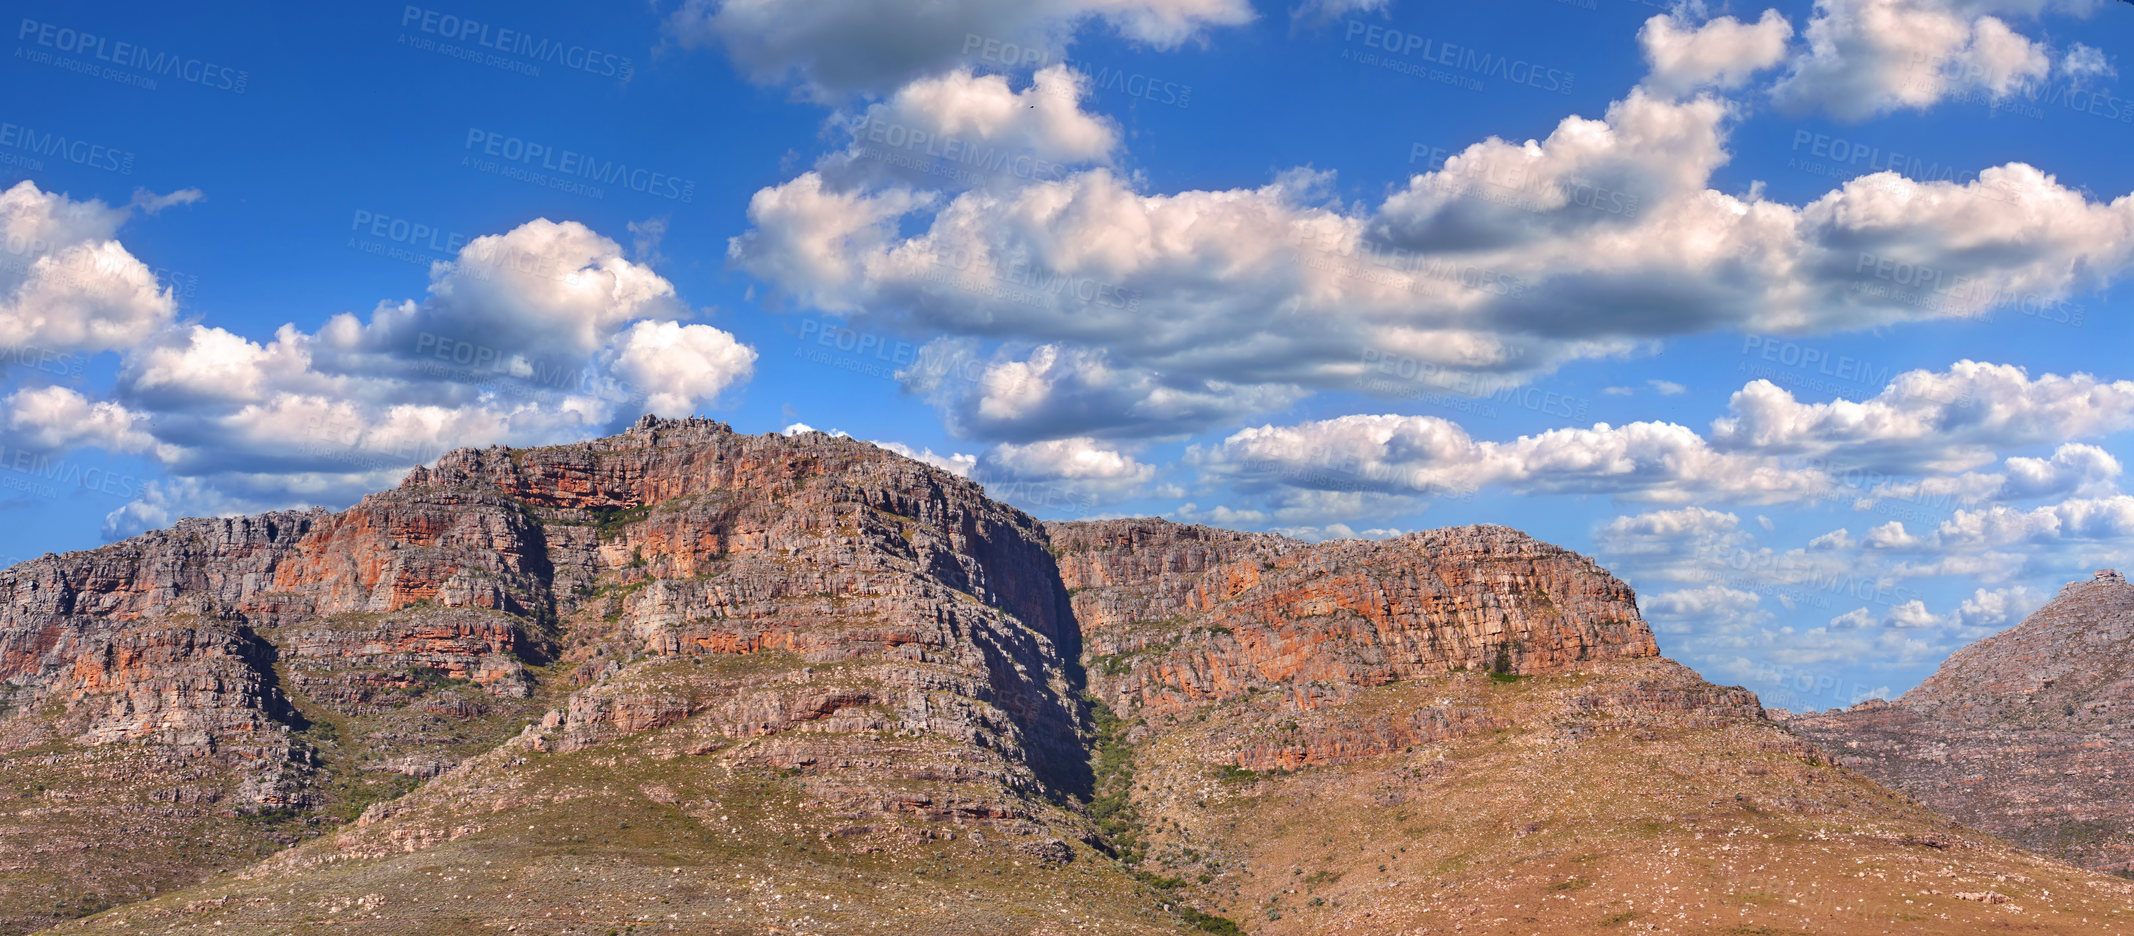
{"left": 1786, "top": 571, "right": 2134, "bottom": 871}
{"left": 1054, "top": 519, "right": 1660, "bottom": 728}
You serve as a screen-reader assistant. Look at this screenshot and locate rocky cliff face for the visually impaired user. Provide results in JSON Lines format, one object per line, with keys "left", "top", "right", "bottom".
{"left": 0, "top": 417, "right": 1088, "bottom": 933}
{"left": 5, "top": 419, "right": 2131, "bottom": 936}
{"left": 1054, "top": 519, "right": 1661, "bottom": 731}
{"left": 1786, "top": 571, "right": 2134, "bottom": 873}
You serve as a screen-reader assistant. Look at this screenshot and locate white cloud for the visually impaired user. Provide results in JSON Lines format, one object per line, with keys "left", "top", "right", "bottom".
{"left": 1854, "top": 442, "right": 2122, "bottom": 507}
{"left": 734, "top": 86, "right": 2134, "bottom": 442}
{"left": 975, "top": 436, "right": 1154, "bottom": 504}
{"left": 1638, "top": 9, "right": 1795, "bottom": 97}
{"left": 128, "top": 187, "right": 205, "bottom": 214}
{"left": 1932, "top": 494, "right": 2134, "bottom": 547}
{"left": 605, "top": 320, "right": 757, "bottom": 417}
{"left": 99, "top": 477, "right": 294, "bottom": 540}
{"left": 7, "top": 218, "right": 756, "bottom": 520}
{"left": 1291, "top": 0, "right": 1391, "bottom": 25}
{"left": 1865, "top": 520, "right": 1921, "bottom": 548}
{"left": 3, "top": 385, "right": 157, "bottom": 454}
{"left": 666, "top": 0, "right": 1255, "bottom": 98}
{"left": 1955, "top": 583, "right": 2048, "bottom": 629}
{"left": 903, "top": 340, "right": 1304, "bottom": 441}
{"left": 825, "top": 65, "right": 1120, "bottom": 190}
{"left": 1711, "top": 363, "right": 2134, "bottom": 473}
{"left": 1884, "top": 598, "right": 1943, "bottom": 628}
{"left": 874, "top": 440, "right": 978, "bottom": 476}
{"left": 0, "top": 181, "right": 177, "bottom": 362}
{"left": 2061, "top": 42, "right": 2115, "bottom": 81}
{"left": 328, "top": 218, "right": 685, "bottom": 365}
{"left": 1830, "top": 606, "right": 1878, "bottom": 629}
{"left": 1196, "top": 413, "right": 1833, "bottom": 505}
{"left": 1770, "top": 0, "right": 2096, "bottom": 121}
{"left": 1650, "top": 379, "right": 1687, "bottom": 396}
{"left": 1809, "top": 527, "right": 1855, "bottom": 550}
{"left": 1642, "top": 585, "right": 1771, "bottom": 636}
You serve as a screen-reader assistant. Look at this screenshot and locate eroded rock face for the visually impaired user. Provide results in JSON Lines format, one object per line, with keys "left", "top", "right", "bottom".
{"left": 1786, "top": 573, "right": 2134, "bottom": 871}
{"left": 0, "top": 418, "right": 1094, "bottom": 933}
{"left": 1053, "top": 519, "right": 1660, "bottom": 730}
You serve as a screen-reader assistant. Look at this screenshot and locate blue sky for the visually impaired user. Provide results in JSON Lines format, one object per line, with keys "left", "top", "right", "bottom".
{"left": 5, "top": 0, "right": 2134, "bottom": 709}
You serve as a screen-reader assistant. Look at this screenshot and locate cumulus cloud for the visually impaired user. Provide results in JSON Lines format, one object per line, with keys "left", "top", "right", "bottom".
{"left": 873, "top": 440, "right": 978, "bottom": 476}
{"left": 1932, "top": 495, "right": 2134, "bottom": 547}
{"left": 902, "top": 341, "right": 1303, "bottom": 442}
{"left": 325, "top": 218, "right": 685, "bottom": 366}
{"left": 7, "top": 218, "right": 756, "bottom": 523}
{"left": 1769, "top": 0, "right": 2099, "bottom": 121}
{"left": 824, "top": 65, "right": 1120, "bottom": 190}
{"left": 3, "top": 385, "right": 157, "bottom": 454}
{"left": 733, "top": 85, "right": 2134, "bottom": 442}
{"left": 100, "top": 477, "right": 292, "bottom": 540}
{"left": 1829, "top": 606, "right": 1879, "bottom": 629}
{"left": 974, "top": 435, "right": 1154, "bottom": 507}
{"left": 605, "top": 320, "right": 757, "bottom": 417}
{"left": 1596, "top": 506, "right": 1747, "bottom": 555}
{"left": 0, "top": 181, "right": 178, "bottom": 361}
{"left": 1865, "top": 520, "right": 1921, "bottom": 548}
{"left": 666, "top": 0, "right": 1254, "bottom": 98}
{"left": 1638, "top": 9, "right": 1795, "bottom": 97}
{"left": 1853, "top": 443, "right": 2122, "bottom": 507}
{"left": 1641, "top": 584, "right": 1771, "bottom": 635}
{"left": 1955, "top": 583, "right": 2048, "bottom": 629}
{"left": 1195, "top": 413, "right": 1833, "bottom": 505}
{"left": 1712, "top": 363, "right": 2134, "bottom": 473}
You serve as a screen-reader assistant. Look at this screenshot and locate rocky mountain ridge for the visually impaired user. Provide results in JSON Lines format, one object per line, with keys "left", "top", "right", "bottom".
{"left": 1, "top": 416, "right": 2128, "bottom": 934}
{"left": 1787, "top": 569, "right": 2134, "bottom": 874}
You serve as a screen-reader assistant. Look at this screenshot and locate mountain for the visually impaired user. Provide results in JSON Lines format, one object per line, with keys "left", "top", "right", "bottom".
{"left": 1787, "top": 570, "right": 2134, "bottom": 874}
{"left": 3, "top": 417, "right": 2129, "bottom": 935}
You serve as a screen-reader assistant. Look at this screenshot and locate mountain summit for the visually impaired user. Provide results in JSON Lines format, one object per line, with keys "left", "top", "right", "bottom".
{"left": 2, "top": 418, "right": 2127, "bottom": 934}
{"left": 1790, "top": 569, "right": 2134, "bottom": 873}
